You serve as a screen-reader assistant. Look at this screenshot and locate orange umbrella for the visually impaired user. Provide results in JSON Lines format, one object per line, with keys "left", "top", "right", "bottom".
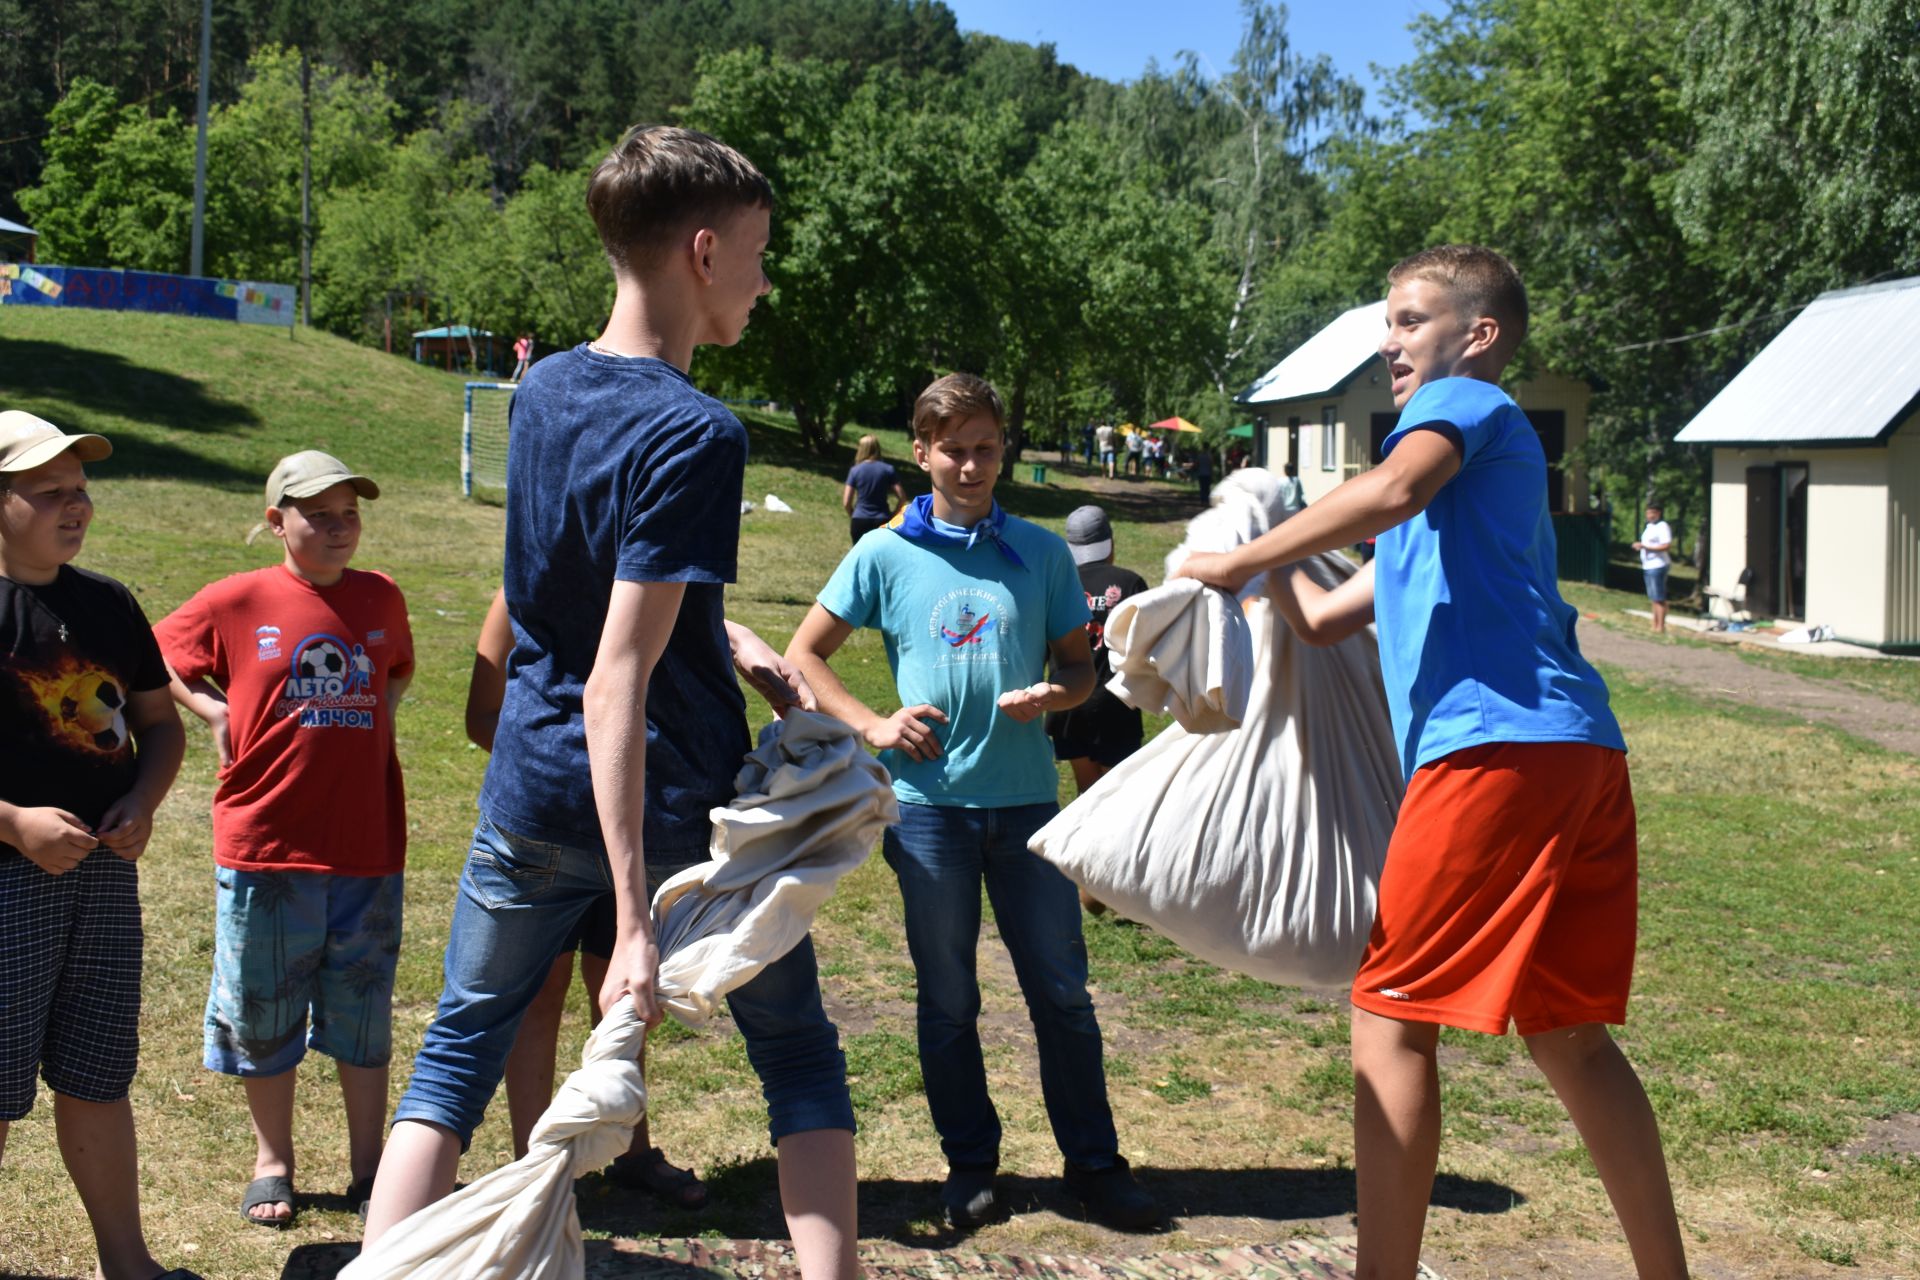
{"left": 1150, "top": 416, "right": 1203, "bottom": 433}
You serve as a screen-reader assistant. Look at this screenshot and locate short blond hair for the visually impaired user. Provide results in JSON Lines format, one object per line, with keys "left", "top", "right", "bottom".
{"left": 853, "top": 435, "right": 883, "bottom": 465}
{"left": 586, "top": 125, "right": 772, "bottom": 275}
{"left": 911, "top": 373, "right": 1004, "bottom": 445}
{"left": 1388, "top": 244, "right": 1529, "bottom": 354}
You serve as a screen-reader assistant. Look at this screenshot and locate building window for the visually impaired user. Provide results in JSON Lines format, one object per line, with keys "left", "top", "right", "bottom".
{"left": 1321, "top": 406, "right": 1338, "bottom": 470}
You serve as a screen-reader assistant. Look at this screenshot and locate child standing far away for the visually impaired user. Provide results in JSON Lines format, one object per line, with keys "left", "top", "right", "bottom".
{"left": 155, "top": 450, "right": 414, "bottom": 1229}
{"left": 361, "top": 125, "right": 858, "bottom": 1280}
{"left": 1179, "top": 245, "right": 1687, "bottom": 1279}
{"left": 787, "top": 374, "right": 1160, "bottom": 1234}
{"left": 0, "top": 410, "right": 194, "bottom": 1280}
{"left": 1633, "top": 504, "right": 1672, "bottom": 634}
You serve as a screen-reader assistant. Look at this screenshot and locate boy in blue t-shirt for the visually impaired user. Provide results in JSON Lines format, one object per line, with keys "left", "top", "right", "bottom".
{"left": 363, "top": 127, "right": 858, "bottom": 1280}
{"left": 1180, "top": 246, "right": 1686, "bottom": 1278}
{"left": 788, "top": 374, "right": 1159, "bottom": 1233}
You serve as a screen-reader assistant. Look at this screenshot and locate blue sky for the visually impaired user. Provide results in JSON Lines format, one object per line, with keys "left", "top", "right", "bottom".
{"left": 942, "top": 0, "right": 1438, "bottom": 115}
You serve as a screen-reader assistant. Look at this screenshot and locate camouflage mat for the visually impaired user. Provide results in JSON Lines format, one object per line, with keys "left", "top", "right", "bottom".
{"left": 585, "top": 1237, "right": 1443, "bottom": 1280}
{"left": 282, "top": 1235, "right": 1443, "bottom": 1279}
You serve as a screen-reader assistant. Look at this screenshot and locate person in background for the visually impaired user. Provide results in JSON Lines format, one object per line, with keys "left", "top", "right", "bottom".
{"left": 511, "top": 333, "right": 534, "bottom": 382}
{"left": 844, "top": 435, "right": 907, "bottom": 545}
{"left": 1095, "top": 422, "right": 1118, "bottom": 480}
{"left": 1632, "top": 504, "right": 1672, "bottom": 635}
{"left": 1278, "top": 463, "right": 1306, "bottom": 515}
{"left": 1047, "top": 506, "right": 1148, "bottom": 916}
{"left": 1190, "top": 446, "right": 1215, "bottom": 506}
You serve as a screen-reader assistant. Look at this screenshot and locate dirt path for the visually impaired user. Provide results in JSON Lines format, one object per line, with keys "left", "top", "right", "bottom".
{"left": 1577, "top": 622, "right": 1920, "bottom": 756}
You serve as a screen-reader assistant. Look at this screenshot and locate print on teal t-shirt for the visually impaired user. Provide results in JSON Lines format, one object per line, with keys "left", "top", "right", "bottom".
{"left": 1373, "top": 377, "right": 1625, "bottom": 780}
{"left": 816, "top": 513, "right": 1090, "bottom": 807}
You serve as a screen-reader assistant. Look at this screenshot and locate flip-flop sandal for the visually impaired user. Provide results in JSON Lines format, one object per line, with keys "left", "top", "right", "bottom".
{"left": 240, "top": 1174, "right": 297, "bottom": 1229}
{"left": 346, "top": 1175, "right": 376, "bottom": 1222}
{"left": 605, "top": 1146, "right": 710, "bottom": 1210}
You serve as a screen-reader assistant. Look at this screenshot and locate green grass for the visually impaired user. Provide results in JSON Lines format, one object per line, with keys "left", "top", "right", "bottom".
{"left": 2, "top": 308, "right": 1918, "bottom": 1279}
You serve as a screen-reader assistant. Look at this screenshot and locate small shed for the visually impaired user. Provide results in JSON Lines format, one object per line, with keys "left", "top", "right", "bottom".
{"left": 0, "top": 214, "right": 37, "bottom": 264}
{"left": 411, "top": 324, "right": 504, "bottom": 374}
{"left": 1675, "top": 277, "right": 1920, "bottom": 652}
{"left": 1237, "top": 299, "right": 1595, "bottom": 512}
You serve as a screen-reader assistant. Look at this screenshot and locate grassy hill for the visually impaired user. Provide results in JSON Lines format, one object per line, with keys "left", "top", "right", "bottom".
{"left": 3, "top": 309, "right": 1919, "bottom": 1280}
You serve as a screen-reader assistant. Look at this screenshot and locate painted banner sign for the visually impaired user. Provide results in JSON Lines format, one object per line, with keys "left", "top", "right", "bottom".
{"left": 0, "top": 264, "right": 294, "bottom": 326}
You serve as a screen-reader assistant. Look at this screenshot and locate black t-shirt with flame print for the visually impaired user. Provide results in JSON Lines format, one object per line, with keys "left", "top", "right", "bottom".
{"left": 1, "top": 565, "right": 169, "bottom": 843}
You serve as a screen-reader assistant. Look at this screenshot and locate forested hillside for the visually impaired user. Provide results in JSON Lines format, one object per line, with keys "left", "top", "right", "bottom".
{"left": 4, "top": 0, "right": 1918, "bottom": 515}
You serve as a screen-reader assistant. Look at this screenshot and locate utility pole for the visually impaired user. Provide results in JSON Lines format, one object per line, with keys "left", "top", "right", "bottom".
{"left": 190, "top": 0, "right": 211, "bottom": 276}
{"left": 300, "top": 47, "right": 312, "bottom": 326}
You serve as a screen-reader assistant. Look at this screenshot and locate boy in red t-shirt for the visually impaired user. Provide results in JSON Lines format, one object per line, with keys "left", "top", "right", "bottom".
{"left": 155, "top": 450, "right": 414, "bottom": 1228}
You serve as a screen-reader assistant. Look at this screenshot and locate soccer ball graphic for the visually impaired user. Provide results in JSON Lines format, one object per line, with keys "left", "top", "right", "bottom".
{"left": 297, "top": 641, "right": 347, "bottom": 681}
{"left": 60, "top": 672, "right": 128, "bottom": 751}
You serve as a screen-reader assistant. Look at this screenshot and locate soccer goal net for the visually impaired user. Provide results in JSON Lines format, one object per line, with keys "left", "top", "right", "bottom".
{"left": 463, "top": 381, "right": 516, "bottom": 496}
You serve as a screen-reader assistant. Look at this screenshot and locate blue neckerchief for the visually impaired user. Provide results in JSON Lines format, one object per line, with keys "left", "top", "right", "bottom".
{"left": 891, "top": 493, "right": 1026, "bottom": 570}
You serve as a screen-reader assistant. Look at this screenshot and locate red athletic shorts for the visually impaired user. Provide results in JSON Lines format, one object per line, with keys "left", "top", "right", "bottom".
{"left": 1350, "top": 741, "right": 1638, "bottom": 1036}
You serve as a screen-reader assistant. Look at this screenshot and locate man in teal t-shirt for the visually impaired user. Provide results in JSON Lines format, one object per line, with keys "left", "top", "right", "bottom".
{"left": 788, "top": 374, "right": 1159, "bottom": 1235}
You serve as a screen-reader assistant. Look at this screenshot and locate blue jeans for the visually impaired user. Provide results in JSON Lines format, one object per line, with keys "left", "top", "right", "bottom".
{"left": 1644, "top": 565, "right": 1670, "bottom": 603}
{"left": 882, "top": 800, "right": 1119, "bottom": 1171}
{"left": 392, "top": 813, "right": 853, "bottom": 1147}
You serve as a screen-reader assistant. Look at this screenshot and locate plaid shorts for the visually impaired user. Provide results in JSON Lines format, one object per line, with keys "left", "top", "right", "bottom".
{"left": 204, "top": 867, "right": 404, "bottom": 1077}
{"left": 0, "top": 849, "right": 143, "bottom": 1119}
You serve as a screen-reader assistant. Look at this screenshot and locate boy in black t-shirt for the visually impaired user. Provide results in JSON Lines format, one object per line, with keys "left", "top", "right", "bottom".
{"left": 1047, "top": 506, "right": 1149, "bottom": 915}
{"left": 0, "top": 410, "right": 194, "bottom": 1280}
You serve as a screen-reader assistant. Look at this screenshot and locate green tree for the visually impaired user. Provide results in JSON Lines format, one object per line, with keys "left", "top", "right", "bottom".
{"left": 1674, "top": 0, "right": 1920, "bottom": 316}
{"left": 311, "top": 118, "right": 492, "bottom": 342}
{"left": 1182, "top": 1, "right": 1365, "bottom": 397}
{"left": 19, "top": 78, "right": 194, "bottom": 271}
{"left": 205, "top": 46, "right": 399, "bottom": 283}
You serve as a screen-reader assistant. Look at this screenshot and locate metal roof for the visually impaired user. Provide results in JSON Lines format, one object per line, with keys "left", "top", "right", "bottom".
{"left": 0, "top": 215, "right": 33, "bottom": 236}
{"left": 1238, "top": 299, "right": 1385, "bottom": 404}
{"left": 1676, "top": 276, "right": 1920, "bottom": 446}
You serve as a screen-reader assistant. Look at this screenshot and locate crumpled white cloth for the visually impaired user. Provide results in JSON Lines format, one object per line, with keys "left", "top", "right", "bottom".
{"left": 1030, "top": 472, "right": 1403, "bottom": 986}
{"left": 341, "top": 711, "right": 896, "bottom": 1280}
{"left": 656, "top": 709, "right": 900, "bottom": 1026}
{"left": 1165, "top": 466, "right": 1291, "bottom": 585}
{"left": 1099, "top": 468, "right": 1314, "bottom": 735}
{"left": 1103, "top": 579, "right": 1253, "bottom": 733}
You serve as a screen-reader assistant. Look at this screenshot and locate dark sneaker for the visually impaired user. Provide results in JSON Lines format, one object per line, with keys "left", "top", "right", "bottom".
{"left": 941, "top": 1164, "right": 1006, "bottom": 1230}
{"left": 1063, "top": 1156, "right": 1161, "bottom": 1231}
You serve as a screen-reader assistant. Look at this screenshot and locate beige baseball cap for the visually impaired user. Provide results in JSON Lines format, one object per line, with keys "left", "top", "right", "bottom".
{"left": 266, "top": 450, "right": 380, "bottom": 508}
{"left": 0, "top": 410, "right": 112, "bottom": 473}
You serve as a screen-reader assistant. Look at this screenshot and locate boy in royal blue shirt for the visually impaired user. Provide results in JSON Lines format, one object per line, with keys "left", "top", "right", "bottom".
{"left": 788, "top": 374, "right": 1159, "bottom": 1233}
{"left": 1180, "top": 246, "right": 1686, "bottom": 1278}
{"left": 362, "top": 127, "right": 858, "bottom": 1280}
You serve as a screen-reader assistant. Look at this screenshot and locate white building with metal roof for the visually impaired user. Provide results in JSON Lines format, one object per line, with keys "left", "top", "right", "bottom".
{"left": 1676, "top": 277, "right": 1920, "bottom": 651}
{"left": 1236, "top": 300, "right": 1601, "bottom": 573}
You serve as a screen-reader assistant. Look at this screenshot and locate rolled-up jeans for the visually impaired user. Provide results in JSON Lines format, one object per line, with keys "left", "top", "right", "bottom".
{"left": 882, "top": 799, "right": 1120, "bottom": 1172}
{"left": 392, "top": 812, "right": 854, "bottom": 1147}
